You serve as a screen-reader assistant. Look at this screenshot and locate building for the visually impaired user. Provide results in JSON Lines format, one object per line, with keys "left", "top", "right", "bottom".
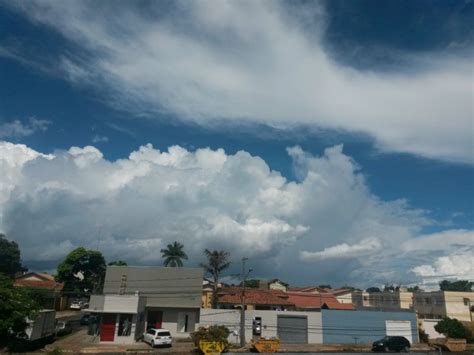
{"left": 330, "top": 288, "right": 354, "bottom": 304}
{"left": 14, "top": 272, "right": 67, "bottom": 310}
{"left": 322, "top": 309, "right": 419, "bottom": 344}
{"left": 89, "top": 266, "right": 203, "bottom": 344}
{"left": 352, "top": 290, "right": 413, "bottom": 311}
{"left": 218, "top": 288, "right": 294, "bottom": 310}
{"left": 286, "top": 291, "right": 355, "bottom": 311}
{"left": 199, "top": 308, "right": 418, "bottom": 345}
{"left": 413, "top": 291, "right": 474, "bottom": 321}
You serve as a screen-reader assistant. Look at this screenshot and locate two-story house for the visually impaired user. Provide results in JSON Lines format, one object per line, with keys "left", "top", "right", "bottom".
{"left": 89, "top": 266, "right": 203, "bottom": 344}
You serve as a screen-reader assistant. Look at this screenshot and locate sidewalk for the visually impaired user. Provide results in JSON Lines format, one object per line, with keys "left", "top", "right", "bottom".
{"left": 44, "top": 329, "right": 195, "bottom": 354}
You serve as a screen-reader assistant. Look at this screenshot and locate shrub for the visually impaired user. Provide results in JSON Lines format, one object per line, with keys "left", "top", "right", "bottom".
{"left": 435, "top": 317, "right": 471, "bottom": 339}
{"left": 191, "top": 325, "right": 230, "bottom": 351}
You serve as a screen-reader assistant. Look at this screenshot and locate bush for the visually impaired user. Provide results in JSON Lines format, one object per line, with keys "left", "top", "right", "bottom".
{"left": 435, "top": 317, "right": 471, "bottom": 339}
{"left": 191, "top": 325, "right": 230, "bottom": 351}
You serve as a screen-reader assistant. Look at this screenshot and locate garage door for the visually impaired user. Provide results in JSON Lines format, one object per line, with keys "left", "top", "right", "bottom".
{"left": 385, "top": 320, "right": 413, "bottom": 344}
{"left": 277, "top": 315, "right": 308, "bottom": 344}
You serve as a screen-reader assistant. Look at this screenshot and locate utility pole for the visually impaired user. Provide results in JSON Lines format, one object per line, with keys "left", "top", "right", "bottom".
{"left": 240, "top": 257, "right": 249, "bottom": 347}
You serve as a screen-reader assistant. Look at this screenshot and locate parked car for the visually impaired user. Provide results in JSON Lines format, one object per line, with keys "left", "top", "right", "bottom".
{"left": 55, "top": 320, "right": 73, "bottom": 336}
{"left": 143, "top": 328, "right": 173, "bottom": 347}
{"left": 70, "top": 301, "right": 88, "bottom": 310}
{"left": 80, "top": 314, "right": 93, "bottom": 325}
{"left": 372, "top": 336, "right": 410, "bottom": 352}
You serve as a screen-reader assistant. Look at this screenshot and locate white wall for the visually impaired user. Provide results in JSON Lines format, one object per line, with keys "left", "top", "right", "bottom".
{"left": 144, "top": 308, "right": 200, "bottom": 339}
{"left": 420, "top": 319, "right": 445, "bottom": 340}
{"left": 199, "top": 309, "right": 323, "bottom": 344}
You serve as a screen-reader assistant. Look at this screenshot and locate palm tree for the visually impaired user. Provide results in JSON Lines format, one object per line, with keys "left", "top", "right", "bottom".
{"left": 160, "top": 241, "right": 188, "bottom": 267}
{"left": 200, "top": 249, "right": 231, "bottom": 308}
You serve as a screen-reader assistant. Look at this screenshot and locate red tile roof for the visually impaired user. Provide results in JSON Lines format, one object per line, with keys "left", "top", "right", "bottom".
{"left": 14, "top": 272, "right": 64, "bottom": 292}
{"left": 218, "top": 288, "right": 294, "bottom": 306}
{"left": 286, "top": 292, "right": 354, "bottom": 310}
{"left": 329, "top": 288, "right": 353, "bottom": 296}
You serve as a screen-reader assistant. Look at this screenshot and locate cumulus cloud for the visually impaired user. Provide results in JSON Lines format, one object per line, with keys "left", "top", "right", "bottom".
{"left": 412, "top": 252, "right": 474, "bottom": 288}
{"left": 4, "top": 1, "right": 473, "bottom": 163}
{"left": 0, "top": 117, "right": 51, "bottom": 138}
{"left": 2, "top": 140, "right": 469, "bottom": 285}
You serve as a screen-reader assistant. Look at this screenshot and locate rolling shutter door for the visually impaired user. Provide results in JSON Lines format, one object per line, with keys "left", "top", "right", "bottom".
{"left": 277, "top": 315, "right": 308, "bottom": 344}
{"left": 385, "top": 320, "right": 413, "bottom": 344}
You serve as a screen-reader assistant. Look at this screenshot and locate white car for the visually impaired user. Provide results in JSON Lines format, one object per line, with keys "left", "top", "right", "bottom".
{"left": 143, "top": 328, "right": 173, "bottom": 347}
{"left": 69, "top": 301, "right": 87, "bottom": 310}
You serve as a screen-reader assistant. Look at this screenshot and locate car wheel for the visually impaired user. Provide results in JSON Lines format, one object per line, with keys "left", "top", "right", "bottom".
{"left": 384, "top": 346, "right": 390, "bottom": 352}
{"left": 151, "top": 340, "right": 155, "bottom": 348}
{"left": 403, "top": 346, "right": 409, "bottom": 353}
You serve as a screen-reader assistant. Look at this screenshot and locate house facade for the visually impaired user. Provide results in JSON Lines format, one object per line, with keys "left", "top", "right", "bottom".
{"left": 352, "top": 290, "right": 413, "bottom": 311}
{"left": 89, "top": 266, "right": 203, "bottom": 344}
{"left": 14, "top": 272, "right": 67, "bottom": 311}
{"left": 413, "top": 291, "right": 474, "bottom": 321}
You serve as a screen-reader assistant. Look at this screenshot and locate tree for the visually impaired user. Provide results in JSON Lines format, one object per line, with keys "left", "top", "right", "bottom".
{"left": 241, "top": 279, "right": 260, "bottom": 288}
{"left": 439, "top": 280, "right": 473, "bottom": 292}
{"left": 200, "top": 249, "right": 231, "bottom": 309}
{"left": 160, "top": 241, "right": 188, "bottom": 267}
{"left": 435, "top": 317, "right": 471, "bottom": 339}
{"left": 366, "top": 287, "right": 381, "bottom": 293}
{"left": 407, "top": 286, "right": 420, "bottom": 292}
{"left": 108, "top": 260, "right": 128, "bottom": 266}
{"left": 0, "top": 273, "right": 40, "bottom": 348}
{"left": 384, "top": 284, "right": 400, "bottom": 292}
{"left": 318, "top": 284, "right": 332, "bottom": 289}
{"left": 56, "top": 247, "right": 106, "bottom": 294}
{"left": 0, "top": 234, "right": 26, "bottom": 278}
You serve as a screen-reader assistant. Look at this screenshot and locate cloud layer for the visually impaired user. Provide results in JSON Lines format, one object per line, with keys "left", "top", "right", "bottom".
{"left": 1, "top": 140, "right": 471, "bottom": 285}
{"left": 0, "top": 117, "right": 51, "bottom": 139}
{"left": 4, "top": 1, "right": 473, "bottom": 163}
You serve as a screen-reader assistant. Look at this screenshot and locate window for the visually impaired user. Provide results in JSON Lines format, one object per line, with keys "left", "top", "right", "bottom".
{"left": 157, "top": 331, "right": 171, "bottom": 337}
{"left": 118, "top": 314, "right": 132, "bottom": 337}
{"left": 424, "top": 298, "right": 431, "bottom": 304}
{"left": 147, "top": 329, "right": 155, "bottom": 335}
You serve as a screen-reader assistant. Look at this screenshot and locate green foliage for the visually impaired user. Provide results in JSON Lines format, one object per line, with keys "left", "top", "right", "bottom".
{"left": 47, "top": 348, "right": 64, "bottom": 355}
{"left": 0, "top": 234, "right": 26, "bottom": 277}
{"left": 318, "top": 284, "right": 332, "bottom": 289}
{"left": 56, "top": 247, "right": 106, "bottom": 294}
{"left": 160, "top": 241, "right": 188, "bottom": 267}
{"left": 366, "top": 287, "right": 381, "bottom": 293}
{"left": 200, "top": 249, "right": 231, "bottom": 308}
{"left": 407, "top": 286, "right": 420, "bottom": 292}
{"left": 108, "top": 260, "right": 128, "bottom": 266}
{"left": 24, "top": 288, "right": 52, "bottom": 309}
{"left": 384, "top": 284, "right": 400, "bottom": 292}
{"left": 435, "top": 317, "right": 471, "bottom": 339}
{"left": 0, "top": 273, "right": 40, "bottom": 348}
{"left": 191, "top": 325, "right": 230, "bottom": 350}
{"left": 241, "top": 279, "right": 260, "bottom": 288}
{"left": 439, "top": 280, "right": 473, "bottom": 292}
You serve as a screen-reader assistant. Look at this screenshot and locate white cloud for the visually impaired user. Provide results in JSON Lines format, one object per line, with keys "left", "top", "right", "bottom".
{"left": 300, "top": 238, "right": 381, "bottom": 261}
{"left": 92, "top": 135, "right": 109, "bottom": 144}
{"left": 3, "top": 140, "right": 468, "bottom": 285}
{"left": 412, "top": 252, "right": 474, "bottom": 288}
{"left": 0, "top": 117, "right": 51, "bottom": 138}
{"left": 4, "top": 1, "right": 473, "bottom": 163}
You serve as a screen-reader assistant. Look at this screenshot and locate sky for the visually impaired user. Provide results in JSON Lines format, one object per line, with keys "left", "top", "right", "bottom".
{"left": 0, "top": 0, "right": 473, "bottom": 288}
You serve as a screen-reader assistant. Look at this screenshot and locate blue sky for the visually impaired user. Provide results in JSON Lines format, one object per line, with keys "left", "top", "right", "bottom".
{"left": 0, "top": 0, "right": 472, "bottom": 287}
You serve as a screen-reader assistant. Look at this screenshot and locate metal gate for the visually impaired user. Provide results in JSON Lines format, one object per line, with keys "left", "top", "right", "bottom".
{"left": 277, "top": 315, "right": 308, "bottom": 344}
{"left": 385, "top": 320, "right": 413, "bottom": 344}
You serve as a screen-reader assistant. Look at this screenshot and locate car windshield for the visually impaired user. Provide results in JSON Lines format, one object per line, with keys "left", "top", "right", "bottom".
{"left": 158, "top": 331, "right": 171, "bottom": 336}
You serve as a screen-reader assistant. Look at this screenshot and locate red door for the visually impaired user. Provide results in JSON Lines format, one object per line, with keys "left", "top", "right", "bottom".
{"left": 147, "top": 311, "right": 163, "bottom": 330}
{"left": 100, "top": 314, "right": 116, "bottom": 342}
